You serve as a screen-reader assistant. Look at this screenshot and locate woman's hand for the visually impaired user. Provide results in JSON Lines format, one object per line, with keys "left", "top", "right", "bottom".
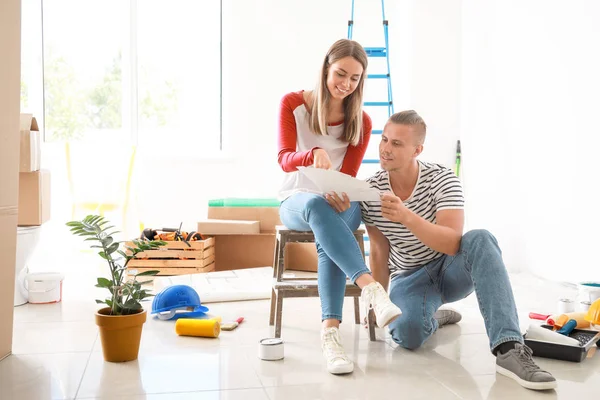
{"left": 312, "top": 148, "right": 332, "bottom": 170}
{"left": 325, "top": 192, "right": 351, "bottom": 213}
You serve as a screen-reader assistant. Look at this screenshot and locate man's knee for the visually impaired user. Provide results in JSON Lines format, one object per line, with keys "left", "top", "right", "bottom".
{"left": 389, "top": 316, "right": 432, "bottom": 350}
{"left": 461, "top": 229, "right": 498, "bottom": 249}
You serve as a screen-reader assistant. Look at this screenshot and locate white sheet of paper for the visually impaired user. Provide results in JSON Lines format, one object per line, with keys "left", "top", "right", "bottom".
{"left": 298, "top": 167, "right": 381, "bottom": 202}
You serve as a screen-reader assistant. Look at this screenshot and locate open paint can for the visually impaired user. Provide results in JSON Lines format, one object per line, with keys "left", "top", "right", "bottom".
{"left": 258, "top": 338, "right": 284, "bottom": 360}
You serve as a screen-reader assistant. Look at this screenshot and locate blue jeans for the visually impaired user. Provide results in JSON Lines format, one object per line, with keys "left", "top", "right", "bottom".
{"left": 388, "top": 229, "right": 523, "bottom": 354}
{"left": 279, "top": 192, "right": 371, "bottom": 322}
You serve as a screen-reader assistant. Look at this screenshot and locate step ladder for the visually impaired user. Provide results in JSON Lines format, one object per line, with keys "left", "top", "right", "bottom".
{"left": 347, "top": 0, "right": 394, "bottom": 165}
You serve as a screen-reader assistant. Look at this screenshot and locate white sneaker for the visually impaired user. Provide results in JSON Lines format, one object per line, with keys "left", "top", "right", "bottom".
{"left": 361, "top": 281, "right": 402, "bottom": 327}
{"left": 321, "top": 327, "right": 354, "bottom": 374}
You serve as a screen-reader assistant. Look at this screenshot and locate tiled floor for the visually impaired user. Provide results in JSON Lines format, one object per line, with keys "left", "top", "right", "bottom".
{"left": 1, "top": 263, "right": 599, "bottom": 399}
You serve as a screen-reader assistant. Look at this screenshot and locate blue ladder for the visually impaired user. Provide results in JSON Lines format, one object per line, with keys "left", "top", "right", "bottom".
{"left": 348, "top": 0, "right": 394, "bottom": 159}
{"left": 347, "top": 0, "right": 395, "bottom": 253}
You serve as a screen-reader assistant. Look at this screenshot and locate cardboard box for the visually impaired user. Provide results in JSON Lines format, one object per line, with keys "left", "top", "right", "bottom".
{"left": 212, "top": 234, "right": 276, "bottom": 271}
{"left": 205, "top": 206, "right": 318, "bottom": 272}
{"left": 1, "top": 0, "right": 21, "bottom": 359}
{"left": 18, "top": 170, "right": 51, "bottom": 226}
{"left": 19, "top": 114, "right": 41, "bottom": 172}
{"left": 206, "top": 207, "right": 279, "bottom": 271}
{"left": 285, "top": 242, "right": 318, "bottom": 272}
{"left": 197, "top": 219, "right": 260, "bottom": 235}
{"left": 207, "top": 207, "right": 281, "bottom": 233}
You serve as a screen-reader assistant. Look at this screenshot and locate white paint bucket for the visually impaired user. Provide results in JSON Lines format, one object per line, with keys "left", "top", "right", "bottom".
{"left": 26, "top": 272, "right": 64, "bottom": 304}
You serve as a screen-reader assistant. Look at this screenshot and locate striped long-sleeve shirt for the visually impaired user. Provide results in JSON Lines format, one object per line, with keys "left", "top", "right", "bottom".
{"left": 360, "top": 161, "right": 464, "bottom": 279}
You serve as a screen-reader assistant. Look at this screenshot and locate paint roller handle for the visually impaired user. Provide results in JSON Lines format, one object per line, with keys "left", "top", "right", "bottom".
{"left": 557, "top": 319, "right": 578, "bottom": 336}
{"left": 529, "top": 312, "right": 551, "bottom": 321}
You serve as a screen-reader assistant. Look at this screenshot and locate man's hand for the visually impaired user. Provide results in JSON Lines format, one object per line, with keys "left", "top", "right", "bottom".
{"left": 380, "top": 193, "right": 409, "bottom": 223}
{"left": 326, "top": 192, "right": 350, "bottom": 213}
{"left": 312, "top": 149, "right": 332, "bottom": 170}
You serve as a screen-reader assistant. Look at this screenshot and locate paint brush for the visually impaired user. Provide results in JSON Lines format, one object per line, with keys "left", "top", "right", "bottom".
{"left": 221, "top": 317, "right": 244, "bottom": 331}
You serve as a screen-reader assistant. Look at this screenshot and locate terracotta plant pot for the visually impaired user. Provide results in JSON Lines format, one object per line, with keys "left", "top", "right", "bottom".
{"left": 95, "top": 307, "right": 147, "bottom": 362}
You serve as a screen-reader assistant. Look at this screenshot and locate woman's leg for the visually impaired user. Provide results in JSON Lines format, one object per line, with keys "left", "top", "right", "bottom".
{"left": 280, "top": 192, "right": 368, "bottom": 375}
{"left": 280, "top": 193, "right": 363, "bottom": 327}
{"left": 279, "top": 192, "right": 400, "bottom": 329}
{"left": 279, "top": 193, "right": 371, "bottom": 284}
{"left": 317, "top": 202, "right": 362, "bottom": 328}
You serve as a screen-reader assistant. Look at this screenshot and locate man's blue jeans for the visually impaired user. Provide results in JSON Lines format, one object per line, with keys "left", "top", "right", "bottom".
{"left": 388, "top": 229, "right": 523, "bottom": 353}
{"left": 279, "top": 192, "right": 371, "bottom": 322}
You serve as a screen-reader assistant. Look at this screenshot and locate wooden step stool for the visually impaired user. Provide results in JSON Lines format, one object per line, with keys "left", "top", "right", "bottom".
{"left": 269, "top": 225, "right": 376, "bottom": 340}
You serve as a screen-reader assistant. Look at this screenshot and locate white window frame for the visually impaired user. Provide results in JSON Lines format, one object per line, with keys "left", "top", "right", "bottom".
{"left": 36, "top": 0, "right": 223, "bottom": 156}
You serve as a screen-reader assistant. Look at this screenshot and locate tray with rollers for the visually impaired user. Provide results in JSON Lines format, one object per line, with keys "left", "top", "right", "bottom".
{"left": 524, "top": 325, "right": 600, "bottom": 362}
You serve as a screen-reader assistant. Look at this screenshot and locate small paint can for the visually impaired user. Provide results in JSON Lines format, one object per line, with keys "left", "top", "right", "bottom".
{"left": 558, "top": 298, "right": 575, "bottom": 314}
{"left": 258, "top": 338, "right": 284, "bottom": 361}
{"left": 578, "top": 301, "right": 592, "bottom": 313}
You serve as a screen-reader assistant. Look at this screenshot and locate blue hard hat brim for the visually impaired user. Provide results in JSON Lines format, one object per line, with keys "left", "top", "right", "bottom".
{"left": 151, "top": 304, "right": 209, "bottom": 314}
{"left": 195, "top": 305, "right": 209, "bottom": 313}
{"left": 169, "top": 310, "right": 209, "bottom": 320}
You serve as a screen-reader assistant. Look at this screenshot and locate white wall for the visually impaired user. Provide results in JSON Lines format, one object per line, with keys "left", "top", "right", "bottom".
{"left": 411, "top": 0, "right": 462, "bottom": 168}
{"left": 461, "top": 0, "right": 600, "bottom": 282}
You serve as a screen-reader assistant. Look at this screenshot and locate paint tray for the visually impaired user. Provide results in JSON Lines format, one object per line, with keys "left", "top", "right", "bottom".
{"left": 523, "top": 325, "right": 600, "bottom": 362}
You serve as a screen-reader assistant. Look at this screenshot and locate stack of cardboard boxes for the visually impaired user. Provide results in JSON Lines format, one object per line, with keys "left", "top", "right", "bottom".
{"left": 18, "top": 114, "right": 50, "bottom": 226}
{"left": 198, "top": 203, "right": 318, "bottom": 272}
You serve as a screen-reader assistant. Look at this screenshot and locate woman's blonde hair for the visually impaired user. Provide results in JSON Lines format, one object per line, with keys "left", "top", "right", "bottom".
{"left": 309, "top": 39, "right": 368, "bottom": 146}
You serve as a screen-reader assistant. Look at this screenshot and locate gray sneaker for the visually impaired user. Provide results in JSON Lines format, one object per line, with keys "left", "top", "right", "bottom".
{"left": 496, "top": 343, "right": 557, "bottom": 390}
{"left": 434, "top": 307, "right": 462, "bottom": 327}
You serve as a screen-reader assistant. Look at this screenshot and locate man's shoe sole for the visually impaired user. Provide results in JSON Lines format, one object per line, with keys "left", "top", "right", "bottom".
{"left": 496, "top": 365, "right": 557, "bottom": 390}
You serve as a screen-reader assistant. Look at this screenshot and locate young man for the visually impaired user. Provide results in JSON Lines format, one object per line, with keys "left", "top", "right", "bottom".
{"left": 360, "top": 110, "right": 557, "bottom": 391}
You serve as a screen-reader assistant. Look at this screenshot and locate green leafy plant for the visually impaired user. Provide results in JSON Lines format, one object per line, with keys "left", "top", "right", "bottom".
{"left": 67, "top": 215, "right": 166, "bottom": 315}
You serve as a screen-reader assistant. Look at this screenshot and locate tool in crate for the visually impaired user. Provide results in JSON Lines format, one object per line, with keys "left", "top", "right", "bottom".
{"left": 140, "top": 222, "right": 205, "bottom": 247}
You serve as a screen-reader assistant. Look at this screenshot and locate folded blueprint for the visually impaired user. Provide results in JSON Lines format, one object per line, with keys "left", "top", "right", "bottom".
{"left": 298, "top": 167, "right": 381, "bottom": 202}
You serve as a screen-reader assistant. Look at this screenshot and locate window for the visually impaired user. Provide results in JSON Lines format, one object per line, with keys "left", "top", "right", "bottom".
{"left": 34, "top": 0, "right": 221, "bottom": 153}
{"left": 137, "top": 0, "right": 222, "bottom": 155}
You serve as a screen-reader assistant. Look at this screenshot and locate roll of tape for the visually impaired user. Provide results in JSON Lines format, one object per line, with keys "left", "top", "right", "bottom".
{"left": 558, "top": 298, "right": 575, "bottom": 314}
{"left": 259, "top": 338, "right": 284, "bottom": 361}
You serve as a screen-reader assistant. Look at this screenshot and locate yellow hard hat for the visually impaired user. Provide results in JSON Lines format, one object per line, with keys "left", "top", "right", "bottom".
{"left": 585, "top": 298, "right": 600, "bottom": 328}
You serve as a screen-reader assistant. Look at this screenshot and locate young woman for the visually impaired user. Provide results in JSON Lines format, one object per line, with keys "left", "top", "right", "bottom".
{"left": 276, "top": 38, "right": 401, "bottom": 375}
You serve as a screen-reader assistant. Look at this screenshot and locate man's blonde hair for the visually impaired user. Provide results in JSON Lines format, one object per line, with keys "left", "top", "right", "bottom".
{"left": 385, "top": 110, "right": 427, "bottom": 145}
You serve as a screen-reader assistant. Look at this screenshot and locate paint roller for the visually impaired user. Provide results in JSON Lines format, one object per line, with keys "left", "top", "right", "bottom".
{"left": 526, "top": 324, "right": 580, "bottom": 346}
{"left": 175, "top": 318, "right": 221, "bottom": 338}
{"left": 547, "top": 312, "right": 590, "bottom": 329}
{"left": 529, "top": 312, "right": 590, "bottom": 328}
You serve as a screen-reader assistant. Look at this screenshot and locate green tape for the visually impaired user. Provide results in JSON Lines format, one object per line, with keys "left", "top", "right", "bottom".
{"left": 208, "top": 198, "right": 280, "bottom": 207}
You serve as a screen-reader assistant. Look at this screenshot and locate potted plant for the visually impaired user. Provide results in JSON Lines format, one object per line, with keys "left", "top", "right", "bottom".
{"left": 67, "top": 215, "right": 166, "bottom": 362}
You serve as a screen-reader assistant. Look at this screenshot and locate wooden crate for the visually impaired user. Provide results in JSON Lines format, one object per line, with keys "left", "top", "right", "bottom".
{"left": 125, "top": 237, "right": 215, "bottom": 276}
